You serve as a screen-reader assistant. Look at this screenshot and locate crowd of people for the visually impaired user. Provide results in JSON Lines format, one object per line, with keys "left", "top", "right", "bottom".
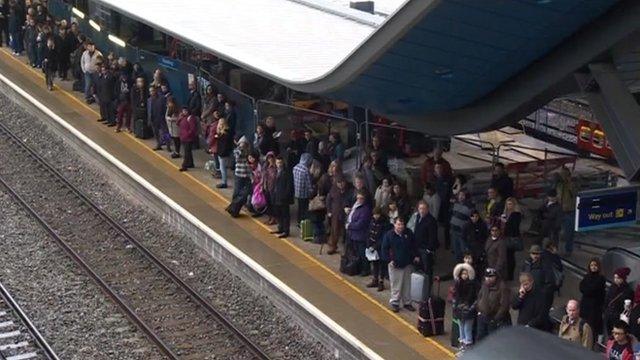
{"left": 3, "top": 1, "right": 637, "bottom": 358}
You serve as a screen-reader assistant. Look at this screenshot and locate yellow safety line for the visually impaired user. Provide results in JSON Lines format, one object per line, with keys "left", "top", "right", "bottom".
{"left": 0, "top": 48, "right": 455, "bottom": 358}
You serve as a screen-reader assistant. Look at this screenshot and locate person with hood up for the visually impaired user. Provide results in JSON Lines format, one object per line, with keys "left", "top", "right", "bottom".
{"left": 605, "top": 267, "right": 634, "bottom": 335}
{"left": 452, "top": 262, "right": 478, "bottom": 350}
{"left": 293, "top": 153, "right": 313, "bottom": 226}
{"left": 177, "top": 107, "right": 197, "bottom": 172}
{"left": 476, "top": 268, "right": 512, "bottom": 341}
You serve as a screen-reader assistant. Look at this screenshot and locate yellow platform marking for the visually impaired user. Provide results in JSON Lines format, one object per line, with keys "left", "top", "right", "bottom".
{"left": 0, "top": 48, "right": 454, "bottom": 358}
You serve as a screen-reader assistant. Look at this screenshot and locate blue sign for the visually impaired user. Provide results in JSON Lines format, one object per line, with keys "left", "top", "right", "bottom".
{"left": 576, "top": 186, "right": 639, "bottom": 232}
{"left": 158, "top": 57, "right": 179, "bottom": 70}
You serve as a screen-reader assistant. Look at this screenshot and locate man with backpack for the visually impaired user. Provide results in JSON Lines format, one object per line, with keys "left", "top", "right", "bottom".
{"left": 558, "top": 299, "right": 593, "bottom": 349}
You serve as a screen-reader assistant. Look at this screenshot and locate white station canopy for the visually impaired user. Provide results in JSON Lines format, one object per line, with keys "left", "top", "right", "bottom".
{"left": 95, "top": 0, "right": 408, "bottom": 83}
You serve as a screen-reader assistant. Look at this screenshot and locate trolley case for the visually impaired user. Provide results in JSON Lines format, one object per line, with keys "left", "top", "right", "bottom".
{"left": 300, "top": 219, "right": 313, "bottom": 242}
{"left": 410, "top": 271, "right": 430, "bottom": 302}
{"left": 133, "top": 118, "right": 152, "bottom": 139}
{"left": 417, "top": 280, "right": 445, "bottom": 337}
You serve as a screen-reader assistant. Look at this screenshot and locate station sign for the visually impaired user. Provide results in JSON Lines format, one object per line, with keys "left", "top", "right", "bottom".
{"left": 575, "top": 186, "right": 639, "bottom": 231}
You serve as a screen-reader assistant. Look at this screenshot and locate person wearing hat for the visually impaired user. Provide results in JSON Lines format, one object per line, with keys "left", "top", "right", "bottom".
{"left": 521, "top": 244, "right": 555, "bottom": 307}
{"left": 476, "top": 267, "right": 512, "bottom": 341}
{"left": 537, "top": 188, "right": 562, "bottom": 245}
{"left": 604, "top": 267, "right": 634, "bottom": 335}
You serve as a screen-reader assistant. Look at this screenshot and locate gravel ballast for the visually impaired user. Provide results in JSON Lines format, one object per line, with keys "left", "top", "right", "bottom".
{"left": 0, "top": 89, "right": 332, "bottom": 359}
{"left": 0, "top": 191, "right": 163, "bottom": 360}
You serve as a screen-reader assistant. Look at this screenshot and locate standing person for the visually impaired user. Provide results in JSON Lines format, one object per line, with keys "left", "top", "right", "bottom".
{"left": 476, "top": 268, "right": 512, "bottom": 341}
{"left": 484, "top": 225, "right": 507, "bottom": 279}
{"left": 270, "top": 156, "right": 293, "bottom": 238}
{"left": 214, "top": 118, "right": 233, "bottom": 189}
{"left": 130, "top": 77, "right": 148, "bottom": 133}
{"left": 420, "top": 148, "right": 452, "bottom": 187}
{"left": 0, "top": 0, "right": 8, "bottom": 48}
{"left": 410, "top": 200, "right": 438, "bottom": 294}
{"left": 114, "top": 73, "right": 132, "bottom": 133}
{"left": 627, "top": 285, "right": 640, "bottom": 341}
{"left": 223, "top": 101, "right": 237, "bottom": 136}
{"left": 391, "top": 183, "right": 410, "bottom": 221}
{"left": 501, "top": 197, "right": 523, "bottom": 281}
{"left": 538, "top": 189, "right": 563, "bottom": 245}
{"left": 521, "top": 244, "right": 555, "bottom": 309}
{"left": 484, "top": 187, "right": 504, "bottom": 228}
{"left": 366, "top": 207, "right": 391, "bottom": 291}
{"left": 262, "top": 152, "right": 278, "bottom": 226}
{"left": 604, "top": 267, "right": 634, "bottom": 336}
{"left": 164, "top": 97, "right": 180, "bottom": 156}
{"left": 186, "top": 80, "right": 202, "bottom": 117}
{"left": 490, "top": 162, "right": 514, "bottom": 199}
{"left": 463, "top": 211, "right": 488, "bottom": 273}
{"left": 556, "top": 167, "right": 577, "bottom": 256}
{"left": 23, "top": 16, "right": 37, "bottom": 67}
{"left": 95, "top": 64, "right": 117, "bottom": 126}
{"left": 8, "top": 0, "right": 24, "bottom": 55}
{"left": 55, "top": 26, "right": 73, "bottom": 80}
{"left": 41, "top": 37, "right": 58, "bottom": 91}
{"left": 421, "top": 182, "right": 441, "bottom": 221}
{"left": 512, "top": 272, "right": 551, "bottom": 331}
{"left": 450, "top": 190, "right": 474, "bottom": 262}
{"left": 327, "top": 132, "right": 345, "bottom": 163}
{"left": 452, "top": 262, "right": 478, "bottom": 350}
{"left": 605, "top": 321, "right": 634, "bottom": 360}
{"left": 381, "top": 217, "right": 417, "bottom": 313}
{"left": 177, "top": 107, "right": 197, "bottom": 171}
{"left": 558, "top": 299, "right": 594, "bottom": 350}
{"left": 147, "top": 86, "right": 167, "bottom": 150}
{"left": 80, "top": 41, "right": 102, "bottom": 104}
{"left": 434, "top": 163, "right": 453, "bottom": 250}
{"left": 227, "top": 138, "right": 252, "bottom": 218}
{"left": 374, "top": 177, "right": 393, "bottom": 211}
{"left": 346, "top": 191, "right": 372, "bottom": 277}
{"left": 293, "top": 153, "right": 313, "bottom": 227}
{"left": 326, "top": 177, "right": 351, "bottom": 255}
{"left": 579, "top": 257, "right": 607, "bottom": 343}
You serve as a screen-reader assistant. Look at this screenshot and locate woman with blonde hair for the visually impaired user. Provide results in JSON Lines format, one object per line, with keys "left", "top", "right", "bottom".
{"left": 500, "top": 196, "right": 522, "bottom": 281}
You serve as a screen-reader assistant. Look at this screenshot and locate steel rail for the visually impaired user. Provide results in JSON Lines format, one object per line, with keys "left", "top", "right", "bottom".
{"left": 0, "top": 122, "right": 271, "bottom": 360}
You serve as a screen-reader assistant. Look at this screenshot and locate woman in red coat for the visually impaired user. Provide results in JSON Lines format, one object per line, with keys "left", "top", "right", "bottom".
{"left": 178, "top": 106, "right": 197, "bottom": 171}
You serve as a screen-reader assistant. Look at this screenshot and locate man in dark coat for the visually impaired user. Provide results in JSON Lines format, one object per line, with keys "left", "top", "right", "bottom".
{"left": 0, "top": 0, "right": 9, "bottom": 47}
{"left": 271, "top": 156, "right": 293, "bottom": 238}
{"left": 538, "top": 189, "right": 563, "bottom": 244}
{"left": 55, "top": 26, "right": 75, "bottom": 80}
{"left": 490, "top": 162, "right": 514, "bottom": 199}
{"left": 412, "top": 200, "right": 438, "bottom": 294}
{"left": 512, "top": 272, "right": 551, "bottom": 331}
{"left": 95, "top": 64, "right": 117, "bottom": 126}
{"left": 521, "top": 244, "right": 555, "bottom": 310}
{"left": 186, "top": 81, "right": 202, "bottom": 117}
{"left": 147, "top": 86, "right": 167, "bottom": 150}
{"left": 434, "top": 163, "right": 453, "bottom": 249}
{"left": 42, "top": 38, "right": 58, "bottom": 91}
{"left": 382, "top": 217, "right": 418, "bottom": 312}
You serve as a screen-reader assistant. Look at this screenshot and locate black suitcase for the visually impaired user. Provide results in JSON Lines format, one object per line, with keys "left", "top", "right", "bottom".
{"left": 339, "top": 242, "right": 360, "bottom": 276}
{"left": 417, "top": 280, "right": 445, "bottom": 337}
{"left": 133, "top": 118, "right": 152, "bottom": 139}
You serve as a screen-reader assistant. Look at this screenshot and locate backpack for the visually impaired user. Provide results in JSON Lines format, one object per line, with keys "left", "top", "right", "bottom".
{"left": 551, "top": 262, "right": 564, "bottom": 289}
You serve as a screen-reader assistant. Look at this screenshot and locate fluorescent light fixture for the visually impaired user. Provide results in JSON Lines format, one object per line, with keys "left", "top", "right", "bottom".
{"left": 71, "top": 7, "right": 85, "bottom": 19}
{"left": 108, "top": 34, "right": 126, "bottom": 48}
{"left": 89, "top": 19, "right": 101, "bottom": 32}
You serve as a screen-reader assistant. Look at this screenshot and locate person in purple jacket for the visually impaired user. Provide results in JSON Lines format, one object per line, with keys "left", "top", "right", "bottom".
{"left": 177, "top": 106, "right": 197, "bottom": 171}
{"left": 346, "top": 190, "right": 372, "bottom": 277}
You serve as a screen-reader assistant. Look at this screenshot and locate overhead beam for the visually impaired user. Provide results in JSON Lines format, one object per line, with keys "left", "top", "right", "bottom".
{"left": 395, "top": 0, "right": 640, "bottom": 135}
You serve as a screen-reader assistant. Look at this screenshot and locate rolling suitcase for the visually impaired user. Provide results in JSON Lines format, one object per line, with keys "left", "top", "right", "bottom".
{"left": 410, "top": 271, "right": 430, "bottom": 303}
{"left": 300, "top": 219, "right": 313, "bottom": 242}
{"left": 417, "top": 280, "right": 445, "bottom": 337}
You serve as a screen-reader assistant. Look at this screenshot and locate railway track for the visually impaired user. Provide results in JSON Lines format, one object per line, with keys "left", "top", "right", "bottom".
{"left": 0, "top": 281, "right": 58, "bottom": 360}
{"left": 0, "top": 122, "right": 271, "bottom": 360}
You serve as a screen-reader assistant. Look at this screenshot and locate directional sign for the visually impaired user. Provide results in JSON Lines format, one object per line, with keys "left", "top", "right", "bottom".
{"left": 575, "top": 186, "right": 639, "bottom": 232}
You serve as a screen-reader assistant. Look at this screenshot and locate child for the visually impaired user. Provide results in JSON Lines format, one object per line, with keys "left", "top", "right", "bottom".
{"left": 452, "top": 261, "right": 478, "bottom": 351}
{"left": 366, "top": 207, "right": 391, "bottom": 291}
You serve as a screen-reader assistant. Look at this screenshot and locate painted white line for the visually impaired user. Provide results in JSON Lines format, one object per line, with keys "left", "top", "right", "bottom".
{"left": 0, "top": 72, "right": 383, "bottom": 360}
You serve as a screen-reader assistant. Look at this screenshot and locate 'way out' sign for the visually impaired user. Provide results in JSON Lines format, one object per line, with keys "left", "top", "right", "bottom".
{"left": 575, "top": 186, "right": 639, "bottom": 232}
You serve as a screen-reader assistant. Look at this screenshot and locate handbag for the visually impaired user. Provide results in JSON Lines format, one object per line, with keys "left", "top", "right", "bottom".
{"left": 505, "top": 236, "right": 524, "bottom": 251}
{"left": 308, "top": 192, "right": 326, "bottom": 211}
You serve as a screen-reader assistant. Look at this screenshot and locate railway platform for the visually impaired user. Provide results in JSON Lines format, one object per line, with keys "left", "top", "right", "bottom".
{"left": 0, "top": 48, "right": 455, "bottom": 359}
